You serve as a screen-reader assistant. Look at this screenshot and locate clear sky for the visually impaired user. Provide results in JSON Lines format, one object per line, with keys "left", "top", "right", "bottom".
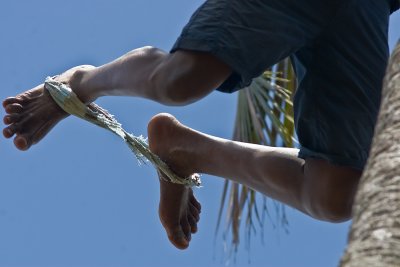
{"left": 1, "top": 1, "right": 399, "bottom": 267}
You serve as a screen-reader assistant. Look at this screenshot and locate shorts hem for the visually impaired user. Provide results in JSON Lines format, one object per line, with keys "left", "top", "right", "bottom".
{"left": 171, "top": 37, "right": 252, "bottom": 93}
{"left": 298, "top": 146, "right": 366, "bottom": 171}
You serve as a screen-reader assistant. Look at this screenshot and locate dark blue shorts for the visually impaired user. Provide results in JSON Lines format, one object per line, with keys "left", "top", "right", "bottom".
{"left": 171, "top": 0, "right": 396, "bottom": 170}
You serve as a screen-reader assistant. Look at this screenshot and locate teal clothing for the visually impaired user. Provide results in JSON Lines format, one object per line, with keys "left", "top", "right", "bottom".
{"left": 172, "top": 0, "right": 397, "bottom": 170}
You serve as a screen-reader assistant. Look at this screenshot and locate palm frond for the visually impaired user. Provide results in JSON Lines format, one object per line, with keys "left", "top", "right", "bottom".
{"left": 216, "top": 58, "right": 297, "bottom": 254}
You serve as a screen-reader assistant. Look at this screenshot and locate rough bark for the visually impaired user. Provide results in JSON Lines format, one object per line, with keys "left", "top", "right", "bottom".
{"left": 340, "top": 42, "right": 400, "bottom": 267}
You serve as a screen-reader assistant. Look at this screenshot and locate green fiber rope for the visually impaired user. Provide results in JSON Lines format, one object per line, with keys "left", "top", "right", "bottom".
{"left": 44, "top": 77, "right": 201, "bottom": 187}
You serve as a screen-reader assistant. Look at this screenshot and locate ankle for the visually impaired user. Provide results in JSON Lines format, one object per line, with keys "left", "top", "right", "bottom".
{"left": 69, "top": 66, "right": 97, "bottom": 104}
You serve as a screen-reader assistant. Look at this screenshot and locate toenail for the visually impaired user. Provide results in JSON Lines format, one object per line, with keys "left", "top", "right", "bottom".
{"left": 3, "top": 128, "right": 12, "bottom": 137}
{"left": 15, "top": 137, "right": 27, "bottom": 148}
{"left": 21, "top": 139, "right": 27, "bottom": 146}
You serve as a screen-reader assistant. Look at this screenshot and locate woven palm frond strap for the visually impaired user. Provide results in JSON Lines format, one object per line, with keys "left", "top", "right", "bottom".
{"left": 44, "top": 77, "right": 201, "bottom": 187}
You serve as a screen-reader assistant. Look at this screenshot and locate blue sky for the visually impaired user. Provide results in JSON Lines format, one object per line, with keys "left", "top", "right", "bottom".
{"left": 1, "top": 1, "right": 399, "bottom": 267}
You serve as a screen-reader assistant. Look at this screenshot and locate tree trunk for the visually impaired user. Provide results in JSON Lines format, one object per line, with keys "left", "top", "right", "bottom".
{"left": 340, "top": 42, "right": 400, "bottom": 267}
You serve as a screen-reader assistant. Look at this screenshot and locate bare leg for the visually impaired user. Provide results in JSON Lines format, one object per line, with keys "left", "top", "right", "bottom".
{"left": 2, "top": 46, "right": 360, "bottom": 249}
{"left": 2, "top": 47, "right": 231, "bottom": 151}
{"left": 148, "top": 113, "right": 361, "bottom": 247}
{"left": 2, "top": 47, "right": 230, "bottom": 249}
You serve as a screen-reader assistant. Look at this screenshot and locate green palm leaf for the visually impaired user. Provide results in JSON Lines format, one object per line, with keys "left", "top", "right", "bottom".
{"left": 216, "top": 58, "right": 297, "bottom": 253}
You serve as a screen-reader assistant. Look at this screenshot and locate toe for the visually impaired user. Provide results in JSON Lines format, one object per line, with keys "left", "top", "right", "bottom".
{"left": 181, "top": 217, "right": 192, "bottom": 242}
{"left": 5, "top": 103, "right": 23, "bottom": 114}
{"left": 3, "top": 127, "right": 14, "bottom": 138}
{"left": 2, "top": 97, "right": 20, "bottom": 108}
{"left": 168, "top": 225, "right": 190, "bottom": 250}
{"left": 189, "top": 203, "right": 200, "bottom": 222}
{"left": 13, "top": 135, "right": 30, "bottom": 151}
{"left": 3, "top": 123, "right": 19, "bottom": 138}
{"left": 189, "top": 192, "right": 201, "bottom": 212}
{"left": 188, "top": 213, "right": 198, "bottom": 233}
{"left": 3, "top": 114, "right": 20, "bottom": 125}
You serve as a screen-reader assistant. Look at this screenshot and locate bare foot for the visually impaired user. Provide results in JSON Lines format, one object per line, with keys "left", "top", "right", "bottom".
{"left": 2, "top": 65, "right": 95, "bottom": 150}
{"left": 148, "top": 113, "right": 202, "bottom": 250}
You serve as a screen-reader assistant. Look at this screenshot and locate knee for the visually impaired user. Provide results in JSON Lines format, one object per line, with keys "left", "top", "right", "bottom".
{"left": 302, "top": 159, "right": 361, "bottom": 223}
{"left": 306, "top": 187, "right": 354, "bottom": 223}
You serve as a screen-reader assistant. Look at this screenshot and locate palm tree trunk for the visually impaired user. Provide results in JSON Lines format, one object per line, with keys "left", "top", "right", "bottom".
{"left": 339, "top": 42, "right": 400, "bottom": 267}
